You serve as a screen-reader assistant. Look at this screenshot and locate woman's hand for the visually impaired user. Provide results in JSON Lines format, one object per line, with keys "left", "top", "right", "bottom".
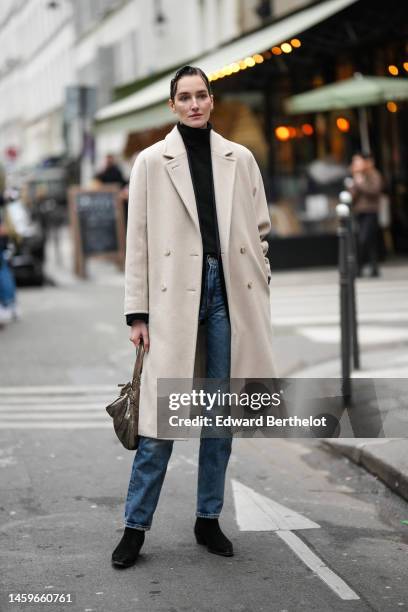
{"left": 129, "top": 320, "right": 150, "bottom": 352}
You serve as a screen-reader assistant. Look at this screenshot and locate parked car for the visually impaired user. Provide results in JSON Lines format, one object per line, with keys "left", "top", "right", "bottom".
{"left": 4, "top": 196, "right": 45, "bottom": 286}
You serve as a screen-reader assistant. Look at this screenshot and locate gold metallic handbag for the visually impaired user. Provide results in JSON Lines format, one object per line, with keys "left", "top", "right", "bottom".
{"left": 105, "top": 343, "right": 144, "bottom": 450}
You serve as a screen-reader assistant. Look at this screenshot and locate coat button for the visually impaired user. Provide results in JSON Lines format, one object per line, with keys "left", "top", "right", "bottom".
{"left": 164, "top": 249, "right": 171, "bottom": 256}
{"left": 247, "top": 281, "right": 253, "bottom": 289}
{"left": 161, "top": 284, "right": 167, "bottom": 291}
{"left": 240, "top": 247, "right": 246, "bottom": 254}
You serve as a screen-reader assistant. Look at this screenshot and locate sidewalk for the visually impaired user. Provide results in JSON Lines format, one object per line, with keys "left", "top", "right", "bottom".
{"left": 43, "top": 225, "right": 122, "bottom": 287}
{"left": 280, "top": 267, "right": 408, "bottom": 503}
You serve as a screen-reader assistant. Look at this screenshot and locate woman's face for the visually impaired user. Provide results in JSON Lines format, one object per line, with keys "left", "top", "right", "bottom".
{"left": 169, "top": 74, "right": 214, "bottom": 128}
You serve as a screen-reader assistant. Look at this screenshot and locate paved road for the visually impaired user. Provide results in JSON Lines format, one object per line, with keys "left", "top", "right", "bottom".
{"left": 1, "top": 423, "right": 408, "bottom": 611}
{"left": 0, "top": 260, "right": 407, "bottom": 611}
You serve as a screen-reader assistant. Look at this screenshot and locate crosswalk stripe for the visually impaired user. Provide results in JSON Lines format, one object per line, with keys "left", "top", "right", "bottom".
{"left": 0, "top": 395, "right": 112, "bottom": 404}
{"left": 272, "top": 311, "right": 408, "bottom": 327}
{"left": 0, "top": 404, "right": 106, "bottom": 411}
{"left": 0, "top": 423, "right": 112, "bottom": 429}
{"left": 0, "top": 385, "right": 117, "bottom": 395}
{"left": 0, "top": 386, "right": 119, "bottom": 429}
{"left": 0, "top": 413, "right": 108, "bottom": 420}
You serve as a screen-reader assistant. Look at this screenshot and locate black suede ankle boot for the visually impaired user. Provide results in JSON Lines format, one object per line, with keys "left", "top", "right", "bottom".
{"left": 111, "top": 527, "right": 145, "bottom": 568}
{"left": 194, "top": 518, "right": 233, "bottom": 557}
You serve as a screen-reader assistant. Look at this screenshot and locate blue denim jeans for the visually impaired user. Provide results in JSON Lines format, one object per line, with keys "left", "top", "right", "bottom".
{"left": 0, "top": 252, "right": 16, "bottom": 307}
{"left": 124, "top": 255, "right": 232, "bottom": 530}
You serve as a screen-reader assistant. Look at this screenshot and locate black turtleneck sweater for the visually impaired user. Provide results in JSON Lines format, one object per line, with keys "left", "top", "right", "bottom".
{"left": 177, "top": 121, "right": 219, "bottom": 257}
{"left": 126, "top": 121, "right": 222, "bottom": 327}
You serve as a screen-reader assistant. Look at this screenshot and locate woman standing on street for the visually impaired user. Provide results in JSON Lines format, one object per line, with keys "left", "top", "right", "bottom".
{"left": 112, "top": 65, "right": 276, "bottom": 568}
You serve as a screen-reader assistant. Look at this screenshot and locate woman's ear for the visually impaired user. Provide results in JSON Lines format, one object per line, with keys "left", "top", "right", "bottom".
{"left": 168, "top": 98, "right": 176, "bottom": 113}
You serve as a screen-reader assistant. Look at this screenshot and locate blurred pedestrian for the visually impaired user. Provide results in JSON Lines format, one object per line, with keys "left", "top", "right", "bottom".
{"left": 96, "top": 154, "right": 126, "bottom": 187}
{"left": 112, "top": 65, "right": 275, "bottom": 568}
{"left": 0, "top": 195, "right": 18, "bottom": 324}
{"left": 348, "top": 153, "right": 383, "bottom": 277}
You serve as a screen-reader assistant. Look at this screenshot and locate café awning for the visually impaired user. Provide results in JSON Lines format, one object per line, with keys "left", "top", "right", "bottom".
{"left": 95, "top": 0, "right": 358, "bottom": 134}
{"left": 284, "top": 74, "right": 408, "bottom": 113}
{"left": 284, "top": 73, "right": 408, "bottom": 153}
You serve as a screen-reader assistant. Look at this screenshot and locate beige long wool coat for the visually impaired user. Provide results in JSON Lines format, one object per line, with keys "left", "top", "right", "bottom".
{"left": 125, "top": 124, "right": 276, "bottom": 438}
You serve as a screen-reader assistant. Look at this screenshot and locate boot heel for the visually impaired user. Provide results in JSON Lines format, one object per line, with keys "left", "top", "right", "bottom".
{"left": 195, "top": 533, "right": 206, "bottom": 545}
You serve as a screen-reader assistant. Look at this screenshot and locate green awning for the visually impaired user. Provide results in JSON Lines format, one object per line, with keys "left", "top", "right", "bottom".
{"left": 95, "top": 102, "right": 176, "bottom": 135}
{"left": 285, "top": 75, "right": 408, "bottom": 113}
{"left": 95, "top": 0, "right": 358, "bottom": 134}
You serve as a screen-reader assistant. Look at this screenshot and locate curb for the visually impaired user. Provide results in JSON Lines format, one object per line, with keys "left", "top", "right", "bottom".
{"left": 321, "top": 439, "right": 408, "bottom": 502}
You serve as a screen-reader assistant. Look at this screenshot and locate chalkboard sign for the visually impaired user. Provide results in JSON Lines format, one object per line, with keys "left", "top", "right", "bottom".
{"left": 69, "top": 186, "right": 125, "bottom": 277}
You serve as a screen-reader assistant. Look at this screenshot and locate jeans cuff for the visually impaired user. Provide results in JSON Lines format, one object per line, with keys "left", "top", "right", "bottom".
{"left": 196, "top": 512, "right": 220, "bottom": 518}
{"left": 124, "top": 521, "right": 151, "bottom": 531}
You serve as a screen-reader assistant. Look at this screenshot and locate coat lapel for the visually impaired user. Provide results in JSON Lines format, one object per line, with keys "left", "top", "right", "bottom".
{"left": 163, "top": 125, "right": 236, "bottom": 250}
{"left": 210, "top": 131, "right": 236, "bottom": 253}
{"left": 163, "top": 127, "right": 200, "bottom": 232}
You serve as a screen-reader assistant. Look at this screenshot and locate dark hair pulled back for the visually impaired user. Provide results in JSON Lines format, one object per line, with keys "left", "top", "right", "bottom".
{"left": 170, "top": 65, "right": 212, "bottom": 101}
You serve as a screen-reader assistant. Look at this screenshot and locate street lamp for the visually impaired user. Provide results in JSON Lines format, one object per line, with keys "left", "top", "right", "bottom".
{"left": 255, "top": 0, "right": 272, "bottom": 19}
{"left": 154, "top": 0, "right": 167, "bottom": 26}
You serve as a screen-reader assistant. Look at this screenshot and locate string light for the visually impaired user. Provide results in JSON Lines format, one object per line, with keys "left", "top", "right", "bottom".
{"left": 336, "top": 117, "right": 350, "bottom": 132}
{"left": 275, "top": 126, "right": 291, "bottom": 141}
{"left": 403, "top": 62, "right": 408, "bottom": 72}
{"left": 206, "top": 38, "right": 303, "bottom": 82}
{"left": 386, "top": 101, "right": 398, "bottom": 113}
{"left": 301, "top": 123, "right": 314, "bottom": 136}
{"left": 281, "top": 43, "right": 292, "bottom": 54}
{"left": 388, "top": 65, "right": 399, "bottom": 76}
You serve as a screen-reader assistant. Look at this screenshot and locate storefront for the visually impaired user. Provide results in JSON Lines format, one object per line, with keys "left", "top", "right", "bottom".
{"left": 95, "top": 0, "right": 408, "bottom": 268}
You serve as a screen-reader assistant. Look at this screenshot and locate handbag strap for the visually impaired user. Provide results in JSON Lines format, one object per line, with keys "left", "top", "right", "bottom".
{"left": 131, "top": 342, "right": 144, "bottom": 388}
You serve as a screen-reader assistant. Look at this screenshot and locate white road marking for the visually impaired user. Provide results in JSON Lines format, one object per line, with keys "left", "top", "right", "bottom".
{"left": 297, "top": 325, "right": 408, "bottom": 345}
{"left": 277, "top": 530, "right": 360, "bottom": 600}
{"left": 272, "top": 311, "right": 408, "bottom": 327}
{"left": 231, "top": 479, "right": 360, "bottom": 601}
{"left": 0, "top": 423, "right": 112, "bottom": 429}
{"left": 231, "top": 479, "right": 319, "bottom": 531}
{"left": 0, "top": 413, "right": 107, "bottom": 420}
{"left": 0, "top": 386, "right": 115, "bottom": 429}
{"left": 0, "top": 385, "right": 116, "bottom": 395}
{"left": 0, "top": 404, "right": 107, "bottom": 411}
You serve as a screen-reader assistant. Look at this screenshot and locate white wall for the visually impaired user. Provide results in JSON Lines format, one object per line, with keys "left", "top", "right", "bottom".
{"left": 75, "top": 0, "right": 241, "bottom": 92}
{"left": 273, "top": 0, "right": 313, "bottom": 19}
{"left": 0, "top": 0, "right": 255, "bottom": 168}
{"left": 75, "top": 1, "right": 140, "bottom": 82}
{"left": 0, "top": 0, "right": 75, "bottom": 167}
{"left": 23, "top": 23, "right": 76, "bottom": 122}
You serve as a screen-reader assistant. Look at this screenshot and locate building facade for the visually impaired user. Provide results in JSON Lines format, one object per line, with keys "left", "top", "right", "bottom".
{"left": 0, "top": 0, "right": 286, "bottom": 173}
{"left": 0, "top": 0, "right": 75, "bottom": 172}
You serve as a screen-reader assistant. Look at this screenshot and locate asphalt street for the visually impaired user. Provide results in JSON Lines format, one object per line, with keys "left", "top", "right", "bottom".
{"left": 0, "top": 253, "right": 407, "bottom": 612}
